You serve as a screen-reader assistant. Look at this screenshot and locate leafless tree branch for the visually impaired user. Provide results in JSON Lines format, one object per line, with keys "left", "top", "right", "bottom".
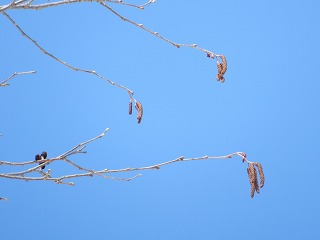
{"left": 0, "top": 70, "right": 36, "bottom": 87}
{"left": 0, "top": 1, "right": 263, "bottom": 201}
{"left": 2, "top": 11, "right": 135, "bottom": 98}
{"left": 1, "top": 0, "right": 155, "bottom": 11}
{"left": 1, "top": 0, "right": 226, "bottom": 91}
{"left": 0, "top": 128, "right": 264, "bottom": 200}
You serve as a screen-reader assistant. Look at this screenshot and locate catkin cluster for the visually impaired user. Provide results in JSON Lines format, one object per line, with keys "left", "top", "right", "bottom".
{"left": 207, "top": 52, "right": 227, "bottom": 82}
{"left": 247, "top": 162, "right": 265, "bottom": 198}
{"left": 128, "top": 100, "right": 143, "bottom": 124}
{"left": 216, "top": 55, "right": 227, "bottom": 83}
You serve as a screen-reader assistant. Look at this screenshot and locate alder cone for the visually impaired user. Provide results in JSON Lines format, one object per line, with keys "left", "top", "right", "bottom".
{"left": 41, "top": 151, "right": 47, "bottom": 159}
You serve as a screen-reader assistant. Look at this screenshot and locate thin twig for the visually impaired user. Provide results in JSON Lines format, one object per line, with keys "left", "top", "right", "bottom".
{"left": 0, "top": 150, "right": 252, "bottom": 181}
{"left": 0, "top": 70, "right": 36, "bottom": 87}
{"left": 0, "top": 0, "right": 27, "bottom": 11}
{"left": 2, "top": 11, "right": 135, "bottom": 96}
{"left": 0, "top": 126, "right": 263, "bottom": 198}
{"left": 57, "top": 128, "right": 109, "bottom": 159}
{"left": 0, "top": 160, "right": 35, "bottom": 166}
{"left": 2, "top": 0, "right": 154, "bottom": 11}
{"left": 100, "top": 2, "right": 221, "bottom": 58}
{"left": 107, "top": 0, "right": 156, "bottom": 10}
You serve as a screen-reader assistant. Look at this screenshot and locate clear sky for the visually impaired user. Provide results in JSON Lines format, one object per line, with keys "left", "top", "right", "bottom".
{"left": 1, "top": 0, "right": 319, "bottom": 239}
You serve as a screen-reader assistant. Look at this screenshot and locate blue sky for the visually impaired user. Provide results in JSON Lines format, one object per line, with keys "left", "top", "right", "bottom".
{"left": 1, "top": 0, "right": 319, "bottom": 239}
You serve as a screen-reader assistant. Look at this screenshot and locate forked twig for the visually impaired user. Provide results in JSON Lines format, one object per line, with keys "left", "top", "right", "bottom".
{"left": 0, "top": 70, "right": 36, "bottom": 87}
{"left": 0, "top": 127, "right": 264, "bottom": 198}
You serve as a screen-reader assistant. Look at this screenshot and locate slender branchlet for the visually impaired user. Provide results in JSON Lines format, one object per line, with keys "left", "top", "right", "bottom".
{"left": 1, "top": 135, "right": 264, "bottom": 199}
{"left": 0, "top": 71, "right": 36, "bottom": 87}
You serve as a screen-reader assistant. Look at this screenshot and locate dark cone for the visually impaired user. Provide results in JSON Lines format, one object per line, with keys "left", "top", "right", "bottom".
{"left": 41, "top": 151, "right": 47, "bottom": 159}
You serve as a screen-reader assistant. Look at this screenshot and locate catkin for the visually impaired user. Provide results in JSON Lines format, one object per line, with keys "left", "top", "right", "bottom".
{"left": 216, "top": 65, "right": 222, "bottom": 81}
{"left": 128, "top": 100, "right": 133, "bottom": 115}
{"left": 215, "top": 55, "right": 227, "bottom": 83}
{"left": 135, "top": 101, "right": 143, "bottom": 124}
{"left": 220, "top": 55, "right": 227, "bottom": 75}
{"left": 253, "top": 166, "right": 260, "bottom": 194}
{"left": 247, "top": 167, "right": 255, "bottom": 198}
{"left": 247, "top": 163, "right": 259, "bottom": 198}
{"left": 216, "top": 63, "right": 225, "bottom": 82}
{"left": 255, "top": 162, "right": 265, "bottom": 188}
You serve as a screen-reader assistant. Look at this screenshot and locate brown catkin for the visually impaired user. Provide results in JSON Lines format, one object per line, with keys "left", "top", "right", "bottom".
{"left": 216, "top": 64, "right": 222, "bottom": 81}
{"left": 255, "top": 162, "right": 265, "bottom": 188}
{"left": 216, "top": 62, "right": 223, "bottom": 74}
{"left": 216, "top": 63, "right": 226, "bottom": 82}
{"left": 250, "top": 184, "right": 255, "bottom": 198}
{"left": 247, "top": 163, "right": 259, "bottom": 197}
{"left": 135, "top": 101, "right": 143, "bottom": 124}
{"left": 129, "top": 100, "right": 133, "bottom": 115}
{"left": 220, "top": 55, "right": 227, "bottom": 75}
{"left": 247, "top": 167, "right": 255, "bottom": 198}
{"left": 253, "top": 166, "right": 260, "bottom": 194}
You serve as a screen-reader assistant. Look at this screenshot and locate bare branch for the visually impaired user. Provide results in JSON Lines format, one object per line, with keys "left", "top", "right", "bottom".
{"left": 98, "top": 2, "right": 227, "bottom": 82}
{"left": 2, "top": 0, "right": 155, "bottom": 11}
{"left": 0, "top": 0, "right": 27, "bottom": 11}
{"left": 0, "top": 129, "right": 246, "bottom": 177}
{"left": 106, "top": 0, "right": 156, "bottom": 10}
{"left": 0, "top": 70, "right": 36, "bottom": 87}
{"left": 0, "top": 126, "right": 264, "bottom": 198}
{"left": 2, "top": 11, "right": 135, "bottom": 97}
{"left": 0, "top": 1, "right": 257, "bottom": 200}
{"left": 2, "top": 0, "right": 227, "bottom": 84}
{"left": 0, "top": 159, "right": 35, "bottom": 166}
{"left": 57, "top": 128, "right": 109, "bottom": 159}
{"left": 99, "top": 2, "right": 222, "bottom": 58}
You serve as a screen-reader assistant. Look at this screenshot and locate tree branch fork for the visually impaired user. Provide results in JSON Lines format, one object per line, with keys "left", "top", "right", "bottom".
{"left": 0, "top": 128, "right": 264, "bottom": 200}
{"left": 0, "top": 1, "right": 264, "bottom": 200}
